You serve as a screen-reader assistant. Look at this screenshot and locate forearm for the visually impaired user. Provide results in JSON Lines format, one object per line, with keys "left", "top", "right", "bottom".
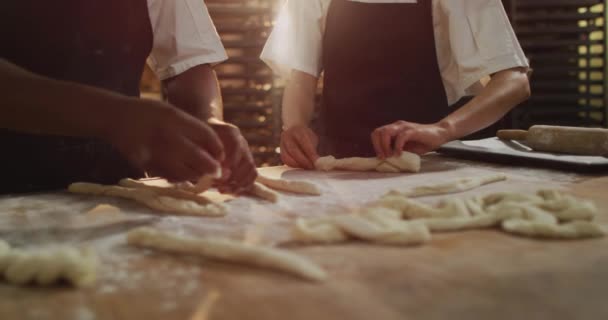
{"left": 163, "top": 64, "right": 223, "bottom": 121}
{"left": 0, "top": 59, "right": 131, "bottom": 139}
{"left": 282, "top": 70, "right": 318, "bottom": 129}
{"left": 438, "top": 68, "right": 531, "bottom": 140}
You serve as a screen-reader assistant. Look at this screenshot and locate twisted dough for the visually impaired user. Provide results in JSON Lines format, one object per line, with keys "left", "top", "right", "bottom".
{"left": 127, "top": 227, "right": 326, "bottom": 282}
{"left": 69, "top": 182, "right": 226, "bottom": 217}
{"left": 315, "top": 152, "right": 421, "bottom": 173}
{"left": 293, "top": 189, "right": 605, "bottom": 244}
{"left": 0, "top": 240, "right": 96, "bottom": 287}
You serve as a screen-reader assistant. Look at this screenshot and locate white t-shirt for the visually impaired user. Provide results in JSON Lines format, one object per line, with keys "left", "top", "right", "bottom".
{"left": 261, "top": 0, "right": 530, "bottom": 105}
{"left": 147, "top": 0, "right": 227, "bottom": 80}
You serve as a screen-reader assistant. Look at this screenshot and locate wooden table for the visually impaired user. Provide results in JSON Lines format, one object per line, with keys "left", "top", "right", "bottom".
{"left": 1, "top": 154, "right": 607, "bottom": 320}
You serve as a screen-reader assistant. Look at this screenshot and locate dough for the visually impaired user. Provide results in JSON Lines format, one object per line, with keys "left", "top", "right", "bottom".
{"left": 333, "top": 208, "right": 430, "bottom": 245}
{"left": 183, "top": 168, "right": 222, "bottom": 194}
{"left": 68, "top": 183, "right": 226, "bottom": 217}
{"left": 119, "top": 178, "right": 215, "bottom": 206}
{"left": 248, "top": 182, "right": 280, "bottom": 203}
{"left": 389, "top": 174, "right": 508, "bottom": 198}
{"left": 127, "top": 227, "right": 326, "bottom": 282}
{"left": 85, "top": 204, "right": 122, "bottom": 216}
{"left": 256, "top": 175, "right": 321, "bottom": 196}
{"left": 502, "top": 219, "right": 606, "bottom": 239}
{"left": 293, "top": 188, "right": 605, "bottom": 244}
{"left": 314, "top": 152, "right": 421, "bottom": 173}
{"left": 293, "top": 207, "right": 431, "bottom": 245}
{"left": 0, "top": 242, "right": 96, "bottom": 287}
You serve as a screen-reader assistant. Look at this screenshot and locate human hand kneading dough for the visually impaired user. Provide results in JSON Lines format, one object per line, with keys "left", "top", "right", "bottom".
{"left": 280, "top": 125, "right": 320, "bottom": 169}
{"left": 371, "top": 120, "right": 452, "bottom": 159}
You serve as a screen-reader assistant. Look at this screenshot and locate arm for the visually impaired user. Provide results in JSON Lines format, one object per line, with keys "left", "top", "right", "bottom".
{"left": 282, "top": 70, "right": 318, "bottom": 129}
{"left": 162, "top": 64, "right": 223, "bottom": 121}
{"left": 0, "top": 58, "right": 223, "bottom": 182}
{"left": 280, "top": 70, "right": 321, "bottom": 169}
{"left": 0, "top": 58, "right": 125, "bottom": 138}
{"left": 372, "top": 67, "right": 531, "bottom": 158}
{"left": 163, "top": 64, "right": 257, "bottom": 192}
{"left": 438, "top": 67, "right": 531, "bottom": 141}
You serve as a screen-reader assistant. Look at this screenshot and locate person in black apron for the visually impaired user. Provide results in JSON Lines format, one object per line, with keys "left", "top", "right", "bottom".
{"left": 0, "top": 0, "right": 256, "bottom": 194}
{"left": 262, "top": 0, "right": 531, "bottom": 169}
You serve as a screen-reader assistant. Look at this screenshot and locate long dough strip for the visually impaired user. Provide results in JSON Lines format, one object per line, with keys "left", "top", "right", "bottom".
{"left": 389, "top": 174, "right": 508, "bottom": 198}
{"left": 256, "top": 175, "right": 321, "bottom": 196}
{"left": 119, "top": 179, "right": 214, "bottom": 205}
{"left": 127, "top": 227, "right": 327, "bottom": 282}
{"left": 247, "top": 182, "right": 280, "bottom": 203}
{"left": 68, "top": 183, "right": 226, "bottom": 217}
{"left": 0, "top": 241, "right": 97, "bottom": 287}
{"left": 502, "top": 219, "right": 606, "bottom": 239}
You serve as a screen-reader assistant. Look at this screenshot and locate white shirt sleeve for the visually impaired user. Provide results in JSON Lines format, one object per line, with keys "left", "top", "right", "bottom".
{"left": 260, "top": 0, "right": 329, "bottom": 80}
{"left": 435, "top": 0, "right": 529, "bottom": 105}
{"left": 147, "top": 0, "right": 228, "bottom": 80}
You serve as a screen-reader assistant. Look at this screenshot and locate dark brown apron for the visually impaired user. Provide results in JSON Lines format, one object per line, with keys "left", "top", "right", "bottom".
{"left": 316, "top": 0, "right": 450, "bottom": 158}
{"left": 0, "top": 0, "right": 152, "bottom": 193}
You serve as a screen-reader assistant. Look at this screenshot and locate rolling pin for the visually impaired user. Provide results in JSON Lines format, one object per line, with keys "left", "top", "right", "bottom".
{"left": 496, "top": 125, "right": 608, "bottom": 156}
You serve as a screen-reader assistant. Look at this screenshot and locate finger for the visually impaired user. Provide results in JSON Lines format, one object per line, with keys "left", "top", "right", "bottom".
{"left": 282, "top": 137, "right": 314, "bottom": 169}
{"left": 371, "top": 130, "right": 383, "bottom": 159}
{"left": 223, "top": 130, "right": 245, "bottom": 169}
{"left": 394, "top": 130, "right": 414, "bottom": 156}
{"left": 182, "top": 115, "right": 225, "bottom": 162}
{"left": 232, "top": 163, "right": 258, "bottom": 193}
{"left": 380, "top": 129, "right": 394, "bottom": 159}
{"left": 294, "top": 132, "right": 319, "bottom": 163}
{"left": 161, "top": 161, "right": 201, "bottom": 183}
{"left": 281, "top": 151, "right": 299, "bottom": 168}
{"left": 180, "top": 136, "right": 221, "bottom": 177}
{"left": 227, "top": 159, "right": 257, "bottom": 190}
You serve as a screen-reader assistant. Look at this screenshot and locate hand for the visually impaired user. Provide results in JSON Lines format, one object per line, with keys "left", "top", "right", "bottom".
{"left": 371, "top": 120, "right": 453, "bottom": 159}
{"left": 280, "top": 125, "right": 319, "bottom": 169}
{"left": 106, "top": 99, "right": 224, "bottom": 182}
{"left": 207, "top": 119, "right": 257, "bottom": 194}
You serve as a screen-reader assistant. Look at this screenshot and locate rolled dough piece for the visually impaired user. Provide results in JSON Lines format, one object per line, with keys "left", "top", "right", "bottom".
{"left": 502, "top": 219, "right": 606, "bottom": 239}
{"left": 293, "top": 218, "right": 348, "bottom": 243}
{"left": 256, "top": 175, "right": 321, "bottom": 196}
{"left": 333, "top": 208, "right": 430, "bottom": 245}
{"left": 68, "top": 183, "right": 226, "bottom": 217}
{"left": 85, "top": 204, "right": 122, "bottom": 216}
{"left": 0, "top": 244, "right": 96, "bottom": 287}
{"left": 374, "top": 196, "right": 471, "bottom": 219}
{"left": 127, "top": 227, "right": 327, "bottom": 282}
{"left": 119, "top": 178, "right": 215, "bottom": 206}
{"left": 389, "top": 174, "right": 508, "bottom": 198}
{"left": 248, "top": 182, "right": 280, "bottom": 203}
{"left": 314, "top": 152, "right": 421, "bottom": 173}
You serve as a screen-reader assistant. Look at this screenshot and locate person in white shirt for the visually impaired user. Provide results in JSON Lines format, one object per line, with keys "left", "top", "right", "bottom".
{"left": 261, "top": 0, "right": 531, "bottom": 169}
{"left": 0, "top": 0, "right": 256, "bottom": 194}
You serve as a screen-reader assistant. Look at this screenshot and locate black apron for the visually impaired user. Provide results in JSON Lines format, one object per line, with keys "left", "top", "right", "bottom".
{"left": 317, "top": 0, "right": 450, "bottom": 158}
{"left": 0, "top": 0, "right": 152, "bottom": 193}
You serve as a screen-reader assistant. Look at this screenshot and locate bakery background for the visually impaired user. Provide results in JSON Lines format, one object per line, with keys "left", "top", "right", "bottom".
{"left": 139, "top": 0, "right": 608, "bottom": 166}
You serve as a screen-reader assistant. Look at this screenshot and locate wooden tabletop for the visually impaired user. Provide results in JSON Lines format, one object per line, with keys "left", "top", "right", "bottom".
{"left": 1, "top": 154, "right": 607, "bottom": 320}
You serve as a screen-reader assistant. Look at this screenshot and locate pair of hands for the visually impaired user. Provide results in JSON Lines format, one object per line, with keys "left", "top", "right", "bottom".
{"left": 107, "top": 99, "right": 256, "bottom": 193}
{"left": 280, "top": 121, "right": 453, "bottom": 169}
